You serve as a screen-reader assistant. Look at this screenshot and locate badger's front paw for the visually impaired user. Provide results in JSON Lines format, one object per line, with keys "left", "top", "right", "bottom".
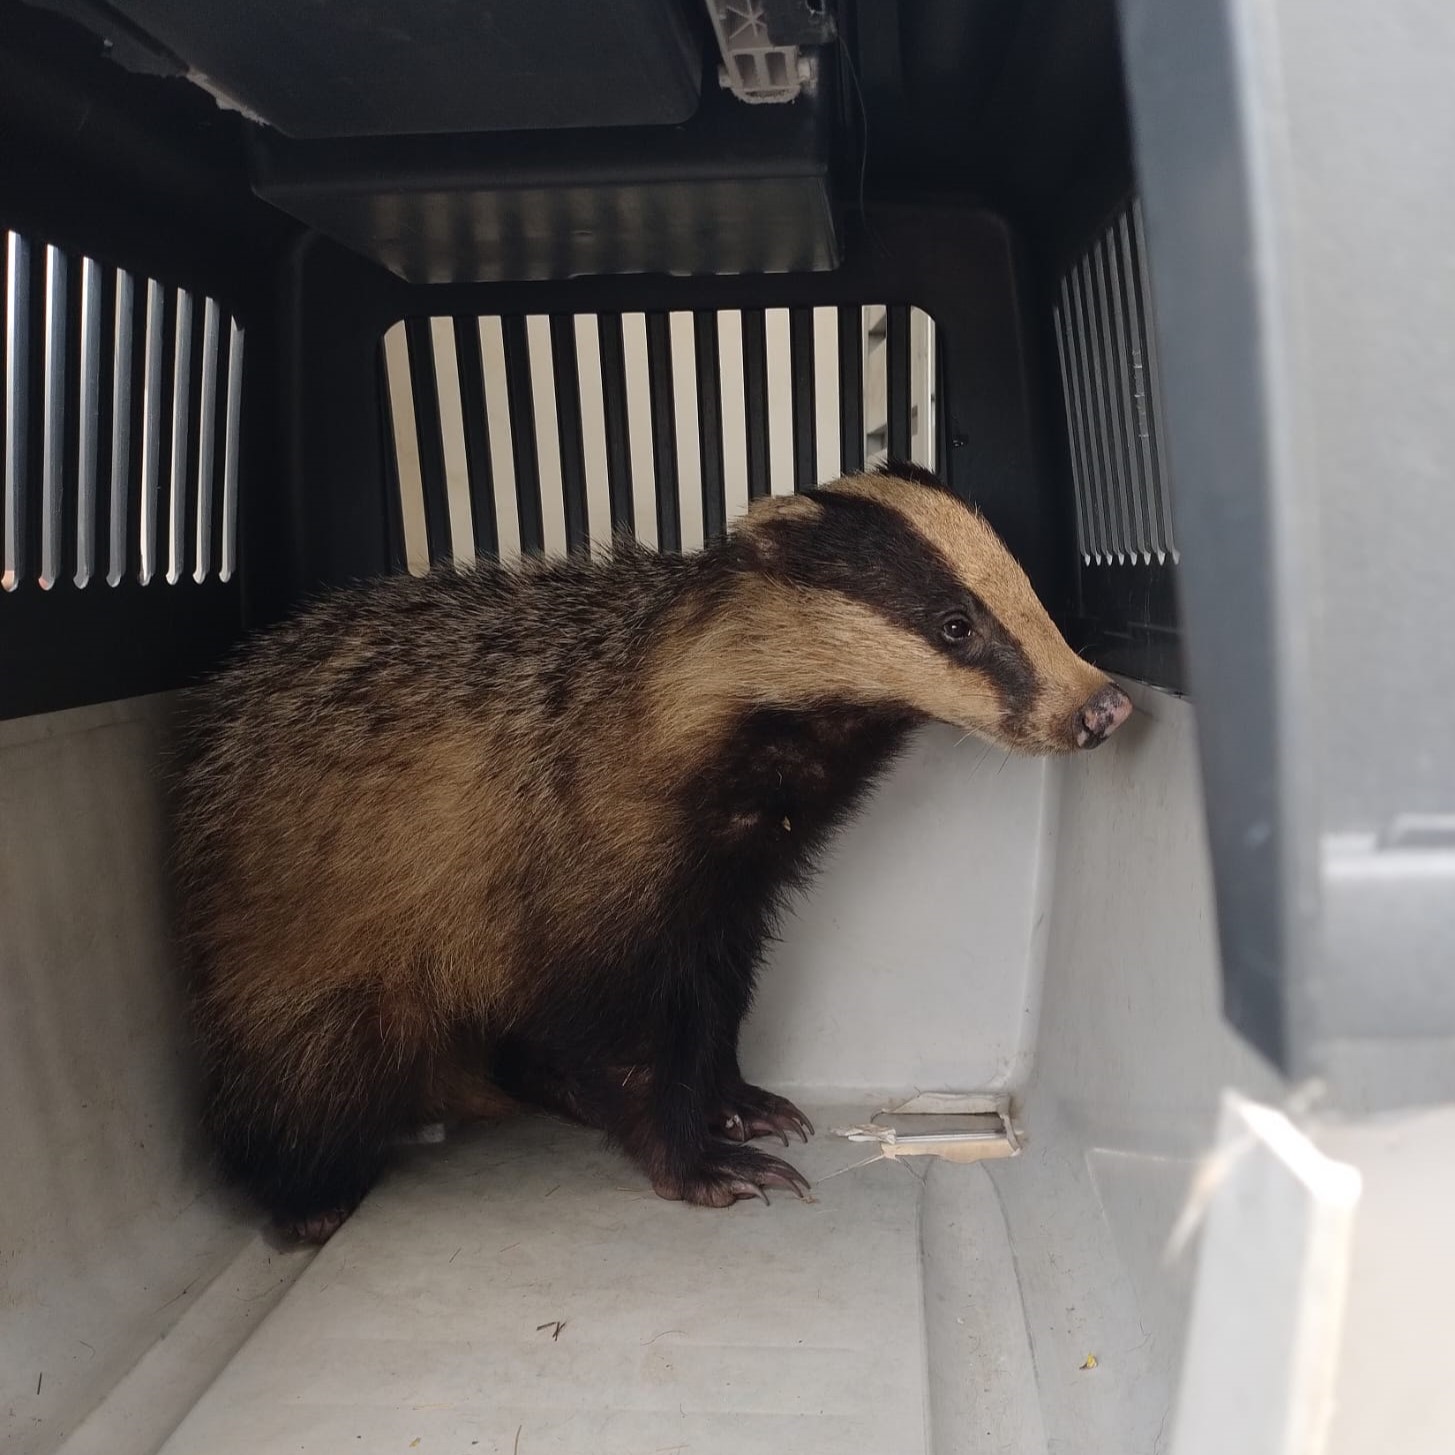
{"left": 715, "top": 1082, "right": 814, "bottom": 1147}
{"left": 652, "top": 1143, "right": 811, "bottom": 1207}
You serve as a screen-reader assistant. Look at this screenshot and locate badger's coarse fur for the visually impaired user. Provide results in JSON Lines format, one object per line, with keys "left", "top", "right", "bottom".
{"left": 175, "top": 467, "right": 1131, "bottom": 1239}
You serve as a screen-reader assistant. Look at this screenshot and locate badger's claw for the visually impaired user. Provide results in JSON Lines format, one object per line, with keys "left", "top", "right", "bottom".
{"left": 715, "top": 1083, "right": 814, "bottom": 1147}
{"left": 653, "top": 1144, "right": 811, "bottom": 1208}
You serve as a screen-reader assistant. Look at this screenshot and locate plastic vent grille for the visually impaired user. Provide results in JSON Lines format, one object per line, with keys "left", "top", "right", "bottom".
{"left": 1, "top": 228, "right": 244, "bottom": 592}
{"left": 381, "top": 305, "right": 940, "bottom": 571}
{"left": 1052, "top": 199, "right": 1178, "bottom": 565}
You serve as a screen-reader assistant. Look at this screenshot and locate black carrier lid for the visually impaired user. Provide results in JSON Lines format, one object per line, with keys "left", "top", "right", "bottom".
{"left": 29, "top": 0, "right": 705, "bottom": 138}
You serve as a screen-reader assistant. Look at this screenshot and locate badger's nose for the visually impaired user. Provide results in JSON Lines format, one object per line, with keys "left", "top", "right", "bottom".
{"left": 1075, "top": 682, "right": 1133, "bottom": 748}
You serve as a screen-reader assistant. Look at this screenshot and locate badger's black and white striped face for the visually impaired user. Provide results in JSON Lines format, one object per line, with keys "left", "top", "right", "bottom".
{"left": 736, "top": 468, "right": 1132, "bottom": 753}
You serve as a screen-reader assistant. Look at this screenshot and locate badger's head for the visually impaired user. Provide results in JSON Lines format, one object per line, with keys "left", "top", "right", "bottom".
{"left": 733, "top": 466, "right": 1132, "bottom": 754}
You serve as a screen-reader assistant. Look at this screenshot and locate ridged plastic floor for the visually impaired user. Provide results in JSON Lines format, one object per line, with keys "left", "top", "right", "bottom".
{"left": 157, "top": 1108, "right": 931, "bottom": 1455}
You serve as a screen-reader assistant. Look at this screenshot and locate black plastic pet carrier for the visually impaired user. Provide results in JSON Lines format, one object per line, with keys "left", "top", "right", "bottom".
{"left": 3, "top": 2, "right": 1452, "bottom": 1452}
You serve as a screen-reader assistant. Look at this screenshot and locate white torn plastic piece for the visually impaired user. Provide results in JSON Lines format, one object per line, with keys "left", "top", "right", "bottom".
{"left": 833, "top": 1097, "right": 1019, "bottom": 1165}
{"left": 1169, "top": 1092, "right": 1361, "bottom": 1455}
{"left": 1166, "top": 1080, "right": 1327, "bottom": 1262}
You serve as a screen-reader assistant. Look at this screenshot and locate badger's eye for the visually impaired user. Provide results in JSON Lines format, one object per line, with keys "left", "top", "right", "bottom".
{"left": 940, "top": 611, "right": 973, "bottom": 643}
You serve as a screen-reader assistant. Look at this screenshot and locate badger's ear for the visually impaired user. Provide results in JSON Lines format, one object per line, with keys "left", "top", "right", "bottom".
{"left": 732, "top": 492, "right": 824, "bottom": 534}
{"left": 874, "top": 459, "right": 954, "bottom": 495}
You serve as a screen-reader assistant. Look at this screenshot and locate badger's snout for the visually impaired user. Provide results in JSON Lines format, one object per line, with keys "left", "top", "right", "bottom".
{"left": 1074, "top": 682, "right": 1133, "bottom": 749}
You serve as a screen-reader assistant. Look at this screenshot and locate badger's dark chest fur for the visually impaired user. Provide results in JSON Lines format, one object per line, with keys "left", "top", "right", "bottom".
{"left": 689, "top": 703, "right": 916, "bottom": 876}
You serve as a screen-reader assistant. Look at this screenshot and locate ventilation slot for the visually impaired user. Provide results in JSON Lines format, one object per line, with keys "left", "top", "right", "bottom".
{"left": 382, "top": 304, "right": 940, "bottom": 571}
{"left": 1053, "top": 200, "right": 1177, "bottom": 566}
{"left": 0, "top": 228, "right": 245, "bottom": 592}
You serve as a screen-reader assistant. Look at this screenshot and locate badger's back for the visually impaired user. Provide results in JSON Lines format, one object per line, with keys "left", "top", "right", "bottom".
{"left": 181, "top": 546, "right": 697, "bottom": 985}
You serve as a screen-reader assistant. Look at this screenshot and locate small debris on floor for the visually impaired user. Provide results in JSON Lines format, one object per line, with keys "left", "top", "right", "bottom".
{"left": 409, "top": 1440, "right": 421, "bottom": 1449}
{"left": 535, "top": 1320, "right": 566, "bottom": 1341}
{"left": 1080, "top": 1354, "right": 1098, "bottom": 1370}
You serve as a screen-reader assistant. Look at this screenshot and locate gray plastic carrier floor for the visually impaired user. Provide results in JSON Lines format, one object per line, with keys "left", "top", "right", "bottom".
{"left": 157, "top": 1110, "right": 946, "bottom": 1455}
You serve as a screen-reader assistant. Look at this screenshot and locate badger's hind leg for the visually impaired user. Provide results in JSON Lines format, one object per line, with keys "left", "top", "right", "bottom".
{"left": 200, "top": 986, "right": 431, "bottom": 1242}
{"left": 417, "top": 1050, "right": 520, "bottom": 1135}
{"left": 288, "top": 1208, "right": 353, "bottom": 1244}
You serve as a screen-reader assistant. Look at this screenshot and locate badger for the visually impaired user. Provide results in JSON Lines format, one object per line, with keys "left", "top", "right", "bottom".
{"left": 175, "top": 465, "right": 1131, "bottom": 1241}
